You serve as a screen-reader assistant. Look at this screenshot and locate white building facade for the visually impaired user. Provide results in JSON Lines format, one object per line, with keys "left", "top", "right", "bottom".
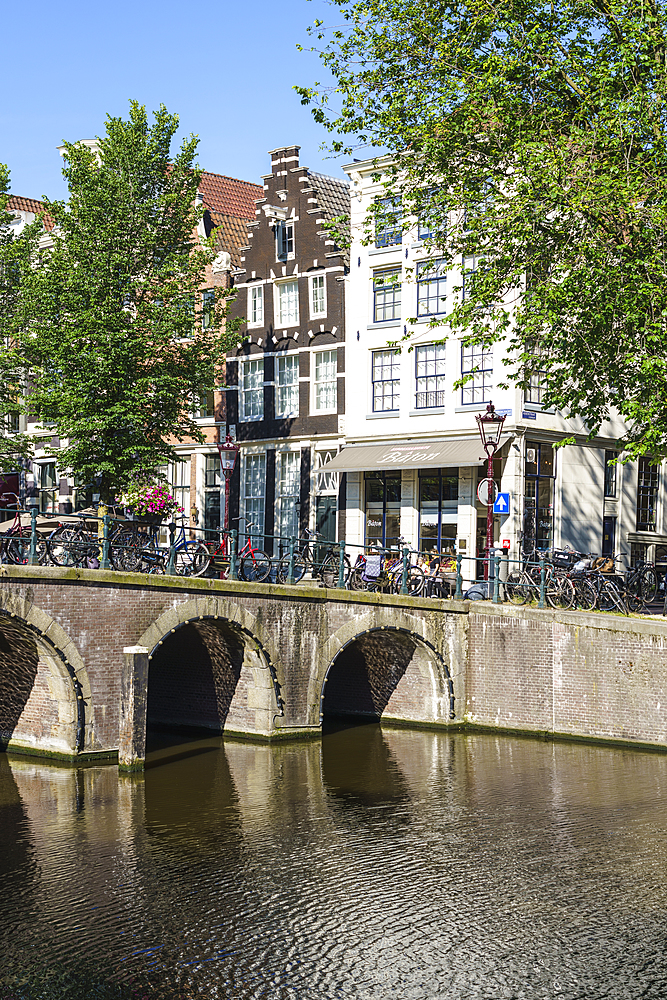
{"left": 324, "top": 157, "right": 667, "bottom": 581}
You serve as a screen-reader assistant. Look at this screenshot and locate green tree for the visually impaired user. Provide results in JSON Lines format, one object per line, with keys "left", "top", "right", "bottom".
{"left": 17, "top": 102, "right": 238, "bottom": 502}
{"left": 0, "top": 165, "right": 40, "bottom": 477}
{"left": 298, "top": 0, "right": 667, "bottom": 458}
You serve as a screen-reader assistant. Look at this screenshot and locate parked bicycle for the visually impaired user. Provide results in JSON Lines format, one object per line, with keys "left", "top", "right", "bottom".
{"left": 348, "top": 547, "right": 425, "bottom": 596}
{"left": 0, "top": 493, "right": 48, "bottom": 565}
{"left": 276, "top": 527, "right": 351, "bottom": 586}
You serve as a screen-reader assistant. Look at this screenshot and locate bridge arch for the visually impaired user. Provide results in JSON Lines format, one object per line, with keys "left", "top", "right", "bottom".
{"left": 136, "top": 597, "right": 282, "bottom": 741}
{"left": 0, "top": 591, "right": 91, "bottom": 756}
{"left": 315, "top": 611, "right": 455, "bottom": 727}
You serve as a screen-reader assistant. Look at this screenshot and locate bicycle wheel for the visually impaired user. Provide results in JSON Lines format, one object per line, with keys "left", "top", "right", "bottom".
{"left": 320, "top": 553, "right": 351, "bottom": 589}
{"left": 175, "top": 541, "right": 211, "bottom": 578}
{"left": 505, "top": 572, "right": 529, "bottom": 605}
{"left": 573, "top": 577, "right": 597, "bottom": 611}
{"left": 641, "top": 567, "right": 659, "bottom": 605}
{"left": 47, "top": 525, "right": 89, "bottom": 567}
{"left": 546, "top": 574, "right": 575, "bottom": 610}
{"left": 277, "top": 553, "right": 307, "bottom": 584}
{"left": 393, "top": 564, "right": 425, "bottom": 596}
{"left": 348, "top": 566, "right": 368, "bottom": 591}
{"left": 599, "top": 579, "right": 628, "bottom": 614}
{"left": 240, "top": 550, "right": 271, "bottom": 583}
{"left": 6, "top": 529, "right": 48, "bottom": 566}
{"left": 110, "top": 527, "right": 143, "bottom": 572}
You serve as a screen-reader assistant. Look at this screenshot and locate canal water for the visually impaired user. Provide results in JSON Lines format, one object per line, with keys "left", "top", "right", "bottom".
{"left": 2, "top": 724, "right": 667, "bottom": 999}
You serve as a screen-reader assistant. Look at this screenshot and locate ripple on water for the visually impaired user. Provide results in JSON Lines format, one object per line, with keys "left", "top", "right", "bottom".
{"left": 2, "top": 729, "right": 667, "bottom": 999}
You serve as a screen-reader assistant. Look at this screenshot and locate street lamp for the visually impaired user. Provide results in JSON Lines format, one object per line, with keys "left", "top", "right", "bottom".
{"left": 476, "top": 401, "right": 506, "bottom": 581}
{"left": 217, "top": 432, "right": 239, "bottom": 534}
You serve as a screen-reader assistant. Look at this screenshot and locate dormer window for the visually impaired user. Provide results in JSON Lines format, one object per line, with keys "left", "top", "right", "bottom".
{"left": 277, "top": 221, "right": 294, "bottom": 260}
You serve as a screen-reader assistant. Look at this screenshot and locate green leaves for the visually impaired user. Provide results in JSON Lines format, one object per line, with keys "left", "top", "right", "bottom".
{"left": 14, "top": 103, "right": 239, "bottom": 500}
{"left": 303, "top": 0, "right": 667, "bottom": 457}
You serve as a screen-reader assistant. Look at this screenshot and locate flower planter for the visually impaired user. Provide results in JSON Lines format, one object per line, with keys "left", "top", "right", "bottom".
{"left": 125, "top": 510, "right": 164, "bottom": 526}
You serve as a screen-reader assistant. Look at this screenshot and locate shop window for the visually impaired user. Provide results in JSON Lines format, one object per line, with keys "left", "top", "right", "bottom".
{"left": 524, "top": 441, "right": 555, "bottom": 555}
{"left": 364, "top": 471, "right": 401, "bottom": 550}
{"left": 419, "top": 469, "right": 458, "bottom": 553}
{"left": 637, "top": 458, "right": 659, "bottom": 532}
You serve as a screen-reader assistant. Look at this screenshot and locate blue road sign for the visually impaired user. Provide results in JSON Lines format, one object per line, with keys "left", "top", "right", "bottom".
{"left": 493, "top": 492, "right": 510, "bottom": 515}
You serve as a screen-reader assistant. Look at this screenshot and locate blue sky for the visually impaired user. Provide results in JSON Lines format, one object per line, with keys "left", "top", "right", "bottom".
{"left": 2, "top": 0, "right": 353, "bottom": 200}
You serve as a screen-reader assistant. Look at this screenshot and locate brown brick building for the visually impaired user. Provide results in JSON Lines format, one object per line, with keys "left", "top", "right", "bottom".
{"left": 219, "top": 145, "right": 350, "bottom": 555}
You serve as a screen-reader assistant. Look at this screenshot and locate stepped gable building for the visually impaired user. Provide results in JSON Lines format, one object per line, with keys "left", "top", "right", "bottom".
{"left": 222, "top": 145, "right": 350, "bottom": 553}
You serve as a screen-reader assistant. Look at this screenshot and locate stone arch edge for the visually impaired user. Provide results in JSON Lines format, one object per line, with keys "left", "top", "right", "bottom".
{"left": 0, "top": 588, "right": 91, "bottom": 756}
{"left": 313, "top": 609, "right": 455, "bottom": 726}
{"left": 136, "top": 596, "right": 283, "bottom": 724}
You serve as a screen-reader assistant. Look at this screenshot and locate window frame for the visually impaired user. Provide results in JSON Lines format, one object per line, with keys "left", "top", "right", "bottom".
{"left": 202, "top": 288, "right": 215, "bottom": 330}
{"left": 274, "top": 278, "right": 300, "bottom": 329}
{"left": 416, "top": 258, "right": 447, "bottom": 317}
{"left": 276, "top": 221, "right": 295, "bottom": 261}
{"left": 313, "top": 349, "right": 338, "bottom": 414}
{"left": 275, "top": 353, "right": 300, "bottom": 419}
{"left": 415, "top": 343, "right": 447, "bottom": 409}
{"left": 239, "top": 357, "right": 264, "bottom": 422}
{"left": 374, "top": 196, "right": 402, "bottom": 248}
{"left": 309, "top": 273, "right": 327, "bottom": 319}
{"left": 460, "top": 341, "right": 492, "bottom": 405}
{"left": 604, "top": 450, "right": 617, "bottom": 499}
{"left": 637, "top": 458, "right": 659, "bottom": 533}
{"left": 247, "top": 284, "right": 264, "bottom": 328}
{"left": 372, "top": 348, "right": 400, "bottom": 413}
{"left": 372, "top": 267, "right": 402, "bottom": 324}
{"left": 241, "top": 451, "right": 266, "bottom": 546}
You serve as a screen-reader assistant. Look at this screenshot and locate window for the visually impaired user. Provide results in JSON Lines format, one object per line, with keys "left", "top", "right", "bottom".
{"left": 310, "top": 274, "right": 326, "bottom": 318}
{"left": 239, "top": 358, "right": 264, "bottom": 421}
{"left": 38, "top": 462, "right": 57, "bottom": 514}
{"left": 204, "top": 455, "right": 221, "bottom": 533}
{"left": 4, "top": 411, "right": 19, "bottom": 434}
{"left": 202, "top": 289, "right": 215, "bottom": 330}
{"left": 637, "top": 458, "right": 659, "bottom": 532}
{"left": 461, "top": 343, "right": 492, "bottom": 404}
{"left": 176, "top": 294, "right": 195, "bottom": 338}
{"left": 373, "top": 268, "right": 401, "bottom": 323}
{"left": 372, "top": 349, "right": 400, "bottom": 412}
{"left": 604, "top": 450, "right": 617, "bottom": 498}
{"left": 417, "top": 188, "right": 443, "bottom": 241}
{"left": 415, "top": 343, "right": 446, "bottom": 409}
{"left": 419, "top": 469, "right": 458, "bottom": 552}
{"left": 365, "top": 471, "right": 401, "bottom": 550}
{"left": 276, "top": 451, "right": 300, "bottom": 543}
{"left": 195, "top": 390, "right": 214, "bottom": 419}
{"left": 524, "top": 441, "right": 556, "bottom": 554}
{"left": 277, "top": 222, "right": 294, "bottom": 260}
{"left": 314, "top": 350, "right": 337, "bottom": 412}
{"left": 374, "top": 196, "right": 402, "bottom": 248}
{"left": 417, "top": 259, "right": 447, "bottom": 317}
{"left": 242, "top": 452, "right": 266, "bottom": 545}
{"left": 462, "top": 254, "right": 484, "bottom": 301}
{"left": 171, "top": 458, "right": 190, "bottom": 519}
{"left": 276, "top": 354, "right": 299, "bottom": 419}
{"left": 315, "top": 449, "right": 339, "bottom": 494}
{"left": 276, "top": 280, "right": 299, "bottom": 327}
{"left": 248, "top": 285, "right": 264, "bottom": 327}
{"left": 525, "top": 343, "right": 549, "bottom": 405}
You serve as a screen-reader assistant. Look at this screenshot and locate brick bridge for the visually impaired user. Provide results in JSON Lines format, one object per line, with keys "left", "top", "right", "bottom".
{"left": 2, "top": 565, "right": 667, "bottom": 767}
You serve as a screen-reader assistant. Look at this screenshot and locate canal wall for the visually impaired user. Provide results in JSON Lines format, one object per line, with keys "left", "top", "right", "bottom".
{"left": 1, "top": 566, "right": 667, "bottom": 761}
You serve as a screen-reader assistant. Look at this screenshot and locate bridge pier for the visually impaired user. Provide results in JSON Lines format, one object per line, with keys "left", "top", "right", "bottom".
{"left": 119, "top": 646, "right": 150, "bottom": 771}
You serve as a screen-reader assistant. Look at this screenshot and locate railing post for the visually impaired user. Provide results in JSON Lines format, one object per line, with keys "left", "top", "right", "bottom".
{"left": 166, "top": 522, "right": 176, "bottom": 575}
{"left": 28, "top": 507, "right": 38, "bottom": 566}
{"left": 101, "top": 514, "right": 111, "bottom": 570}
{"left": 493, "top": 554, "right": 501, "bottom": 603}
{"left": 287, "top": 535, "right": 296, "bottom": 586}
{"left": 337, "top": 539, "right": 346, "bottom": 590}
{"left": 539, "top": 557, "right": 546, "bottom": 609}
{"left": 229, "top": 529, "right": 238, "bottom": 580}
{"left": 400, "top": 546, "right": 409, "bottom": 596}
{"left": 455, "top": 554, "right": 463, "bottom": 600}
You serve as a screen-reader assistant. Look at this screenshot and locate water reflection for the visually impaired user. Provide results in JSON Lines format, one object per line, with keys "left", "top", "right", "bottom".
{"left": 2, "top": 728, "right": 667, "bottom": 998}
